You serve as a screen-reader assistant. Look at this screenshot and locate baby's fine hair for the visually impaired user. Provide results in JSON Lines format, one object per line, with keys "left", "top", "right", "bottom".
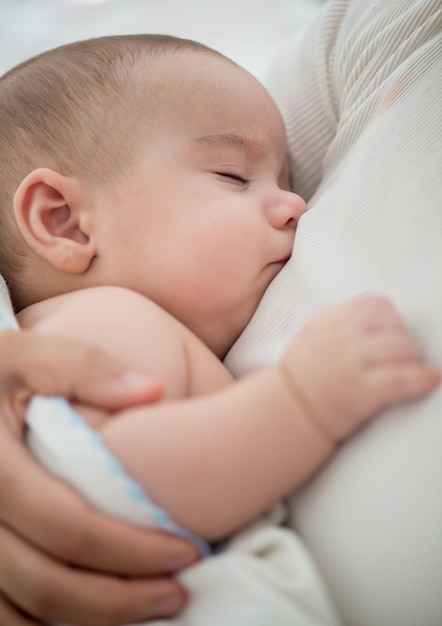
{"left": 0, "top": 34, "right": 222, "bottom": 303}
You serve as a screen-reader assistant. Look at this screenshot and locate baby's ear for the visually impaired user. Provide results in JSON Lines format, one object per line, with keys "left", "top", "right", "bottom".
{"left": 13, "top": 168, "right": 96, "bottom": 274}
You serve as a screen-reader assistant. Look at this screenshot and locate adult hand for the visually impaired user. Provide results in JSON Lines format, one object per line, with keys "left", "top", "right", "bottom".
{"left": 0, "top": 331, "right": 198, "bottom": 625}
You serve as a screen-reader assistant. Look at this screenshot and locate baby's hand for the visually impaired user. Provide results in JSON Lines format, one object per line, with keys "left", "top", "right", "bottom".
{"left": 281, "top": 296, "right": 440, "bottom": 444}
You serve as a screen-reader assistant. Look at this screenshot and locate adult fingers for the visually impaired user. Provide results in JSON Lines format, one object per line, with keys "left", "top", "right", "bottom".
{"left": 0, "top": 523, "right": 187, "bottom": 626}
{"left": 0, "top": 423, "right": 198, "bottom": 575}
{"left": 0, "top": 592, "right": 39, "bottom": 626}
{"left": 0, "top": 330, "right": 164, "bottom": 415}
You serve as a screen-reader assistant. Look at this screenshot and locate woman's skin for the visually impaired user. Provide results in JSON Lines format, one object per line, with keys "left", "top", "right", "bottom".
{"left": 0, "top": 330, "right": 199, "bottom": 626}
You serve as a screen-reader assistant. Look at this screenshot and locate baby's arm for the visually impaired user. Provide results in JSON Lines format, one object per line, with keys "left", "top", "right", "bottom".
{"left": 100, "top": 295, "right": 439, "bottom": 540}
{"left": 22, "top": 289, "right": 439, "bottom": 542}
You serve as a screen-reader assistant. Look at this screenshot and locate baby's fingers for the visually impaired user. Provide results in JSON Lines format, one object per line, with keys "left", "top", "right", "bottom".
{"left": 372, "top": 364, "right": 440, "bottom": 408}
{"left": 365, "top": 331, "right": 422, "bottom": 364}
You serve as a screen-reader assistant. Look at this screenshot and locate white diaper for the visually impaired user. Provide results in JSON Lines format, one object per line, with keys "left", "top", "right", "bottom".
{"left": 0, "top": 276, "right": 18, "bottom": 330}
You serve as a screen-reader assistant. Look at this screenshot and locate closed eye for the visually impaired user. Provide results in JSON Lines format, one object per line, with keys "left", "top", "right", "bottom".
{"left": 216, "top": 172, "right": 250, "bottom": 186}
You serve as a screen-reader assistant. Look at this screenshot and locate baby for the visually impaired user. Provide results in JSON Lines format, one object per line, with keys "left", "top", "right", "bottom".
{"left": 0, "top": 33, "right": 438, "bottom": 609}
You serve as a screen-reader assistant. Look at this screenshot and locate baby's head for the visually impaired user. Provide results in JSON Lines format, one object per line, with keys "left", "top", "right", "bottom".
{"left": 0, "top": 35, "right": 215, "bottom": 307}
{"left": 0, "top": 34, "right": 305, "bottom": 355}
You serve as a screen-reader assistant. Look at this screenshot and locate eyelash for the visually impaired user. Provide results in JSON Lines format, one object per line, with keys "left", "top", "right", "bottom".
{"left": 217, "top": 172, "right": 250, "bottom": 186}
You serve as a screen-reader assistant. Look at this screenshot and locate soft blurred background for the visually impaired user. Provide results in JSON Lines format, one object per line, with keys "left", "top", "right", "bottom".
{"left": 0, "top": 0, "right": 324, "bottom": 82}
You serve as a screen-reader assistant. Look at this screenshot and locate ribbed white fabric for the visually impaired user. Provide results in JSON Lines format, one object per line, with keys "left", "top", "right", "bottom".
{"left": 225, "top": 1, "right": 442, "bottom": 625}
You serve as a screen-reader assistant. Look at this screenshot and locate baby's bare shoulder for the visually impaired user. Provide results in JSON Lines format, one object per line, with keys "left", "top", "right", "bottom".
{"left": 19, "top": 286, "right": 232, "bottom": 399}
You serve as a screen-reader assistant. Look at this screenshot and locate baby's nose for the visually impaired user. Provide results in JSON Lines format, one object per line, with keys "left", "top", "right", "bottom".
{"left": 267, "top": 190, "right": 307, "bottom": 230}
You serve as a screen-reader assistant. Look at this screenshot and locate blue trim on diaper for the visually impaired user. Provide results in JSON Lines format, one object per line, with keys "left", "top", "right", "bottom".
{"left": 0, "top": 277, "right": 19, "bottom": 330}
{"left": 0, "top": 311, "right": 16, "bottom": 330}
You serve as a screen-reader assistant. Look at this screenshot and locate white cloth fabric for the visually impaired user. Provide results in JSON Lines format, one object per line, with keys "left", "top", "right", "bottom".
{"left": 145, "top": 523, "right": 340, "bottom": 626}
{"left": 226, "top": 1, "right": 442, "bottom": 625}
